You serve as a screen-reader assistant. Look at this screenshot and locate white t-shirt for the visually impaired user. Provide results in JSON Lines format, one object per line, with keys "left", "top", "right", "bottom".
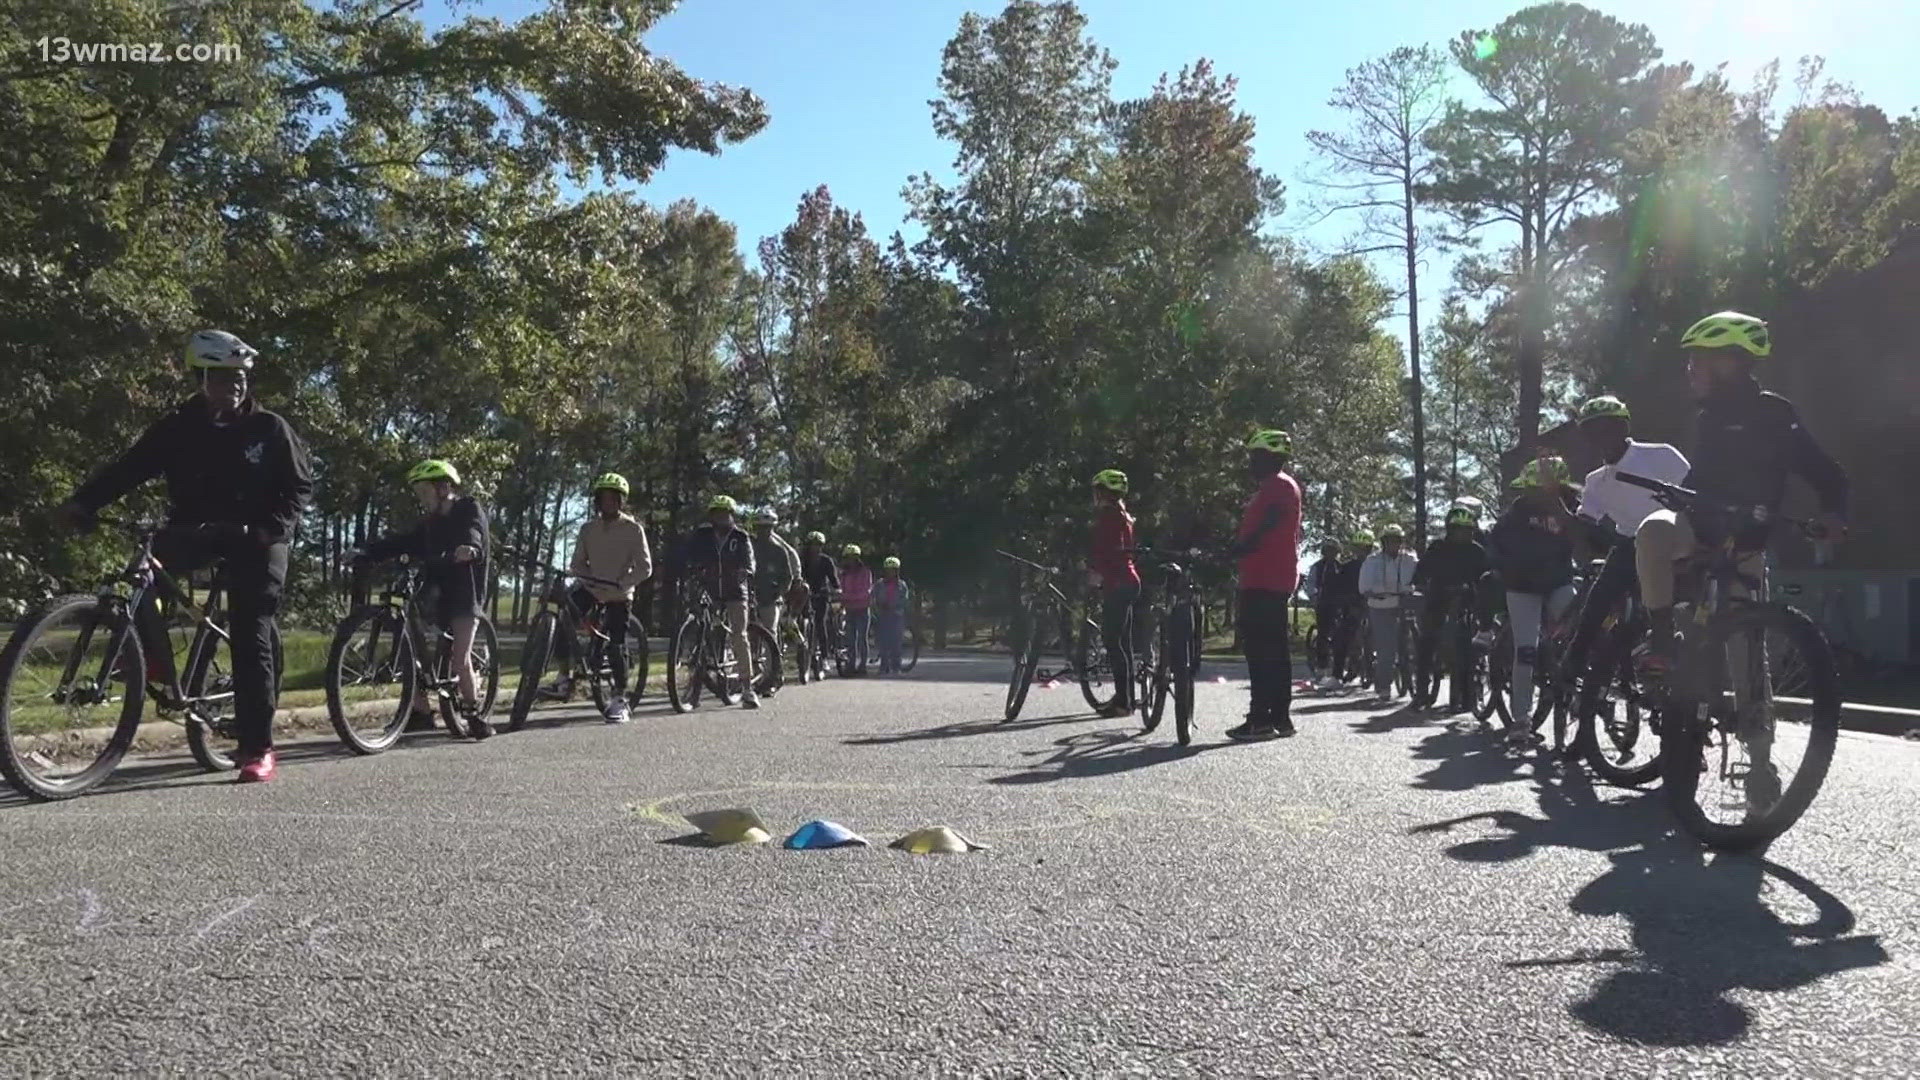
{"left": 1580, "top": 441, "right": 1691, "bottom": 538}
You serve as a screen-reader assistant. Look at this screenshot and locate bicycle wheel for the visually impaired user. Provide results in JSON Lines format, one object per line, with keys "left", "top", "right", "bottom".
{"left": 1003, "top": 610, "right": 1041, "bottom": 722}
{"left": 1138, "top": 625, "right": 1165, "bottom": 733}
{"left": 1584, "top": 635, "right": 1662, "bottom": 788}
{"left": 1661, "top": 603, "right": 1840, "bottom": 851}
{"left": 1304, "top": 625, "right": 1322, "bottom": 680}
{"left": 1479, "top": 624, "right": 1513, "bottom": 727}
{"left": 703, "top": 623, "right": 740, "bottom": 705}
{"left": 0, "top": 595, "right": 146, "bottom": 801}
{"left": 1169, "top": 606, "right": 1196, "bottom": 746}
{"left": 667, "top": 617, "right": 704, "bottom": 713}
{"left": 438, "top": 616, "right": 500, "bottom": 735}
{"left": 901, "top": 626, "right": 921, "bottom": 672}
{"left": 508, "top": 612, "right": 556, "bottom": 732}
{"left": 326, "top": 605, "right": 415, "bottom": 753}
{"left": 589, "top": 614, "right": 651, "bottom": 714}
{"left": 748, "top": 622, "right": 780, "bottom": 697}
{"left": 1077, "top": 617, "right": 1117, "bottom": 713}
{"left": 1395, "top": 618, "right": 1416, "bottom": 698}
{"left": 183, "top": 622, "right": 248, "bottom": 772}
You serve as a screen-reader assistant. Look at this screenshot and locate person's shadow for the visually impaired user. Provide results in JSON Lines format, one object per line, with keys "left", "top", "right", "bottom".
{"left": 1558, "top": 848, "right": 1888, "bottom": 1046}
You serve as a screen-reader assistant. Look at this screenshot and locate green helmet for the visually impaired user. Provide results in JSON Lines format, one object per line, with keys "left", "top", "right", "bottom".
{"left": 1091, "top": 468, "right": 1128, "bottom": 494}
{"left": 842, "top": 544, "right": 862, "bottom": 558}
{"left": 883, "top": 556, "right": 901, "bottom": 569}
{"left": 1350, "top": 528, "right": 1376, "bottom": 547}
{"left": 406, "top": 459, "right": 460, "bottom": 486}
{"left": 707, "top": 494, "right": 737, "bottom": 513}
{"left": 591, "top": 472, "right": 629, "bottom": 496}
{"left": 1578, "top": 395, "right": 1631, "bottom": 424}
{"left": 752, "top": 508, "right": 780, "bottom": 526}
{"left": 1246, "top": 429, "right": 1292, "bottom": 455}
{"left": 1512, "top": 456, "right": 1572, "bottom": 489}
{"left": 805, "top": 530, "right": 826, "bottom": 545}
{"left": 1379, "top": 523, "right": 1405, "bottom": 540}
{"left": 1680, "top": 311, "right": 1770, "bottom": 357}
{"left": 1445, "top": 504, "right": 1478, "bottom": 529}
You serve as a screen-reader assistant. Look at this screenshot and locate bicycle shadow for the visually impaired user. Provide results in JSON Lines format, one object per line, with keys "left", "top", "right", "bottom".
{"left": 843, "top": 712, "right": 1093, "bottom": 747}
{"left": 1406, "top": 723, "right": 1537, "bottom": 793}
{"left": 1409, "top": 765, "right": 1889, "bottom": 1047}
{"left": 1348, "top": 704, "right": 1440, "bottom": 735}
{"left": 989, "top": 728, "right": 1203, "bottom": 785}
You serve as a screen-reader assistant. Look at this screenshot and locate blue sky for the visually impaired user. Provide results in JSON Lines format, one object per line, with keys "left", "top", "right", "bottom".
{"left": 459, "top": 0, "right": 1915, "bottom": 289}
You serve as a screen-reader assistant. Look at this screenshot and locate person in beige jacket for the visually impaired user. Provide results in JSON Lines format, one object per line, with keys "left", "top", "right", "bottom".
{"left": 569, "top": 473, "right": 653, "bottom": 722}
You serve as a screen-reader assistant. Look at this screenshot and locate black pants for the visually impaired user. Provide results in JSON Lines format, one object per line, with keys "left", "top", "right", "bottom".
{"left": 568, "top": 588, "right": 630, "bottom": 693}
{"left": 1569, "top": 541, "right": 1638, "bottom": 689}
{"left": 1327, "top": 598, "right": 1361, "bottom": 679}
{"left": 809, "top": 594, "right": 833, "bottom": 658}
{"left": 1415, "top": 589, "right": 1474, "bottom": 709}
{"left": 1102, "top": 583, "right": 1139, "bottom": 708}
{"left": 1313, "top": 599, "right": 1339, "bottom": 671}
{"left": 138, "top": 529, "right": 288, "bottom": 758}
{"left": 1239, "top": 589, "right": 1293, "bottom": 728}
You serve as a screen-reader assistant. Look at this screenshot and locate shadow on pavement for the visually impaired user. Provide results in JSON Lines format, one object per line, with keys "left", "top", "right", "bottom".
{"left": 844, "top": 712, "right": 1092, "bottom": 747}
{"left": 1410, "top": 761, "right": 1889, "bottom": 1048}
{"left": 1406, "top": 723, "right": 1537, "bottom": 792}
{"left": 1348, "top": 703, "right": 1437, "bottom": 734}
{"left": 989, "top": 728, "right": 1202, "bottom": 785}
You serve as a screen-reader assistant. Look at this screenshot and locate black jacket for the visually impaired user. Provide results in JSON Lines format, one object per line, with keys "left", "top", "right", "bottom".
{"left": 679, "top": 523, "right": 756, "bottom": 602}
{"left": 363, "top": 496, "right": 489, "bottom": 568}
{"left": 74, "top": 396, "right": 312, "bottom": 542}
{"left": 801, "top": 551, "right": 840, "bottom": 595}
{"left": 1688, "top": 377, "right": 1847, "bottom": 522}
{"left": 1325, "top": 556, "right": 1366, "bottom": 601}
{"left": 1488, "top": 492, "right": 1576, "bottom": 594}
{"left": 1414, "top": 535, "right": 1489, "bottom": 594}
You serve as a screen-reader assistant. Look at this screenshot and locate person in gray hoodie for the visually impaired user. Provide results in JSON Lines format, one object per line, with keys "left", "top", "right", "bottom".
{"left": 569, "top": 473, "right": 653, "bottom": 722}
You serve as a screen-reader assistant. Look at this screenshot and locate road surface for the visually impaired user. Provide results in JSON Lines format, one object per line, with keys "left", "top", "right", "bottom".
{"left": 2, "top": 654, "right": 1915, "bottom": 1075}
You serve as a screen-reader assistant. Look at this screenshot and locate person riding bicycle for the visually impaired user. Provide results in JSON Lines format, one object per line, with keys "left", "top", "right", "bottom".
{"left": 1225, "top": 429, "right": 1302, "bottom": 742}
{"left": 748, "top": 508, "right": 802, "bottom": 641}
{"left": 1564, "top": 395, "right": 1689, "bottom": 721}
{"left": 678, "top": 495, "right": 761, "bottom": 709}
{"left": 874, "top": 557, "right": 912, "bottom": 675}
{"left": 356, "top": 459, "right": 493, "bottom": 739}
{"left": 799, "top": 531, "right": 840, "bottom": 670}
{"left": 1301, "top": 538, "right": 1344, "bottom": 685}
{"left": 1323, "top": 529, "right": 1373, "bottom": 688}
{"left": 1488, "top": 456, "right": 1579, "bottom": 745}
{"left": 1359, "top": 524, "right": 1418, "bottom": 702}
{"left": 1412, "top": 503, "right": 1489, "bottom": 714}
{"left": 57, "top": 330, "right": 313, "bottom": 784}
{"left": 840, "top": 545, "right": 875, "bottom": 676}
{"left": 567, "top": 473, "right": 652, "bottom": 723}
{"left": 1634, "top": 312, "right": 1849, "bottom": 678}
{"left": 1089, "top": 468, "right": 1140, "bottom": 718}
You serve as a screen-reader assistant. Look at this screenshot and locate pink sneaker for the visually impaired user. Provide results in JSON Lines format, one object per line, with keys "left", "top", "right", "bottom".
{"left": 237, "top": 750, "right": 278, "bottom": 784}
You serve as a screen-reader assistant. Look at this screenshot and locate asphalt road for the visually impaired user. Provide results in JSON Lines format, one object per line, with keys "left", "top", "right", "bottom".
{"left": 2, "top": 654, "right": 1916, "bottom": 1076}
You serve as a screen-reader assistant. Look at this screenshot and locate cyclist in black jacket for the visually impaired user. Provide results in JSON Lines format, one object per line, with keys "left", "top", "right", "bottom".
{"left": 1635, "top": 312, "right": 1849, "bottom": 672}
{"left": 677, "top": 495, "right": 761, "bottom": 708}
{"left": 58, "top": 330, "right": 313, "bottom": 784}
{"left": 799, "top": 530, "right": 840, "bottom": 667}
{"left": 1413, "top": 504, "right": 1489, "bottom": 713}
{"left": 1300, "top": 540, "right": 1343, "bottom": 677}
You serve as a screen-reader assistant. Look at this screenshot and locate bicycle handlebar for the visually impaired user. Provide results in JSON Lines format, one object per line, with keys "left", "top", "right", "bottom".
{"left": 1617, "top": 472, "right": 1829, "bottom": 540}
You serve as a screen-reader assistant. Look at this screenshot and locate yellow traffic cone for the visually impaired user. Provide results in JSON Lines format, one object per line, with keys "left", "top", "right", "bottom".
{"left": 888, "top": 826, "right": 988, "bottom": 854}
{"left": 683, "top": 808, "right": 773, "bottom": 845}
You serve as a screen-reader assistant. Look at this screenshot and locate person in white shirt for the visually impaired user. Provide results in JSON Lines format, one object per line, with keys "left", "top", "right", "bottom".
{"left": 1358, "top": 524, "right": 1419, "bottom": 699}
{"left": 569, "top": 473, "right": 653, "bottom": 723}
{"left": 1563, "top": 395, "right": 1691, "bottom": 737}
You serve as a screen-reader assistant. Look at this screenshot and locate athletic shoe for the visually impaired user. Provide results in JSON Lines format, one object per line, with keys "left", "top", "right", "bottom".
{"left": 1225, "top": 721, "right": 1281, "bottom": 743}
{"left": 605, "top": 700, "right": 629, "bottom": 724}
{"left": 236, "top": 750, "right": 277, "bottom": 784}
{"left": 741, "top": 690, "right": 761, "bottom": 710}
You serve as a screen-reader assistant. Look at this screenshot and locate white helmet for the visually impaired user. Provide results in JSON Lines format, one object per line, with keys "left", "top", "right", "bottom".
{"left": 185, "top": 330, "right": 257, "bottom": 371}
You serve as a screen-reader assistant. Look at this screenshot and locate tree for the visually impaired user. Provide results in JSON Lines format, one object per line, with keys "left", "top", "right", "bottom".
{"left": 1423, "top": 2, "right": 1670, "bottom": 459}
{"left": 1306, "top": 46, "right": 1451, "bottom": 548}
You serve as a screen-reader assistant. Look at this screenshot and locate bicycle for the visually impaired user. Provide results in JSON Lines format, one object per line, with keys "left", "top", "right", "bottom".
{"left": 1615, "top": 472, "right": 1840, "bottom": 851}
{"left": 770, "top": 581, "right": 814, "bottom": 687}
{"left": 1294, "top": 594, "right": 1322, "bottom": 681}
{"left": 0, "top": 520, "right": 286, "bottom": 800}
{"left": 324, "top": 552, "right": 501, "bottom": 753}
{"left": 1572, "top": 575, "right": 1665, "bottom": 788}
{"left": 1413, "top": 584, "right": 1480, "bottom": 713}
{"left": 996, "top": 550, "right": 1111, "bottom": 722}
{"left": 505, "top": 549, "right": 650, "bottom": 730}
{"left": 1134, "top": 548, "right": 1204, "bottom": 745}
{"left": 666, "top": 581, "right": 778, "bottom": 713}
{"left": 864, "top": 578, "right": 923, "bottom": 673}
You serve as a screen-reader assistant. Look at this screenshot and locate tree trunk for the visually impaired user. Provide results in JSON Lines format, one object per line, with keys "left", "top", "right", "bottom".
{"left": 1403, "top": 176, "right": 1428, "bottom": 551}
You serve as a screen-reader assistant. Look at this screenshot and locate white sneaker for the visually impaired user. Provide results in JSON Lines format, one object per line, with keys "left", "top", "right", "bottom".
{"left": 1315, "top": 677, "right": 1340, "bottom": 691}
{"left": 741, "top": 690, "right": 761, "bottom": 710}
{"left": 605, "top": 699, "right": 629, "bottom": 724}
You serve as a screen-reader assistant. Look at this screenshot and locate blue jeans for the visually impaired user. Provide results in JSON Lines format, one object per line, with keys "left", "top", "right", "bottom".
{"left": 845, "top": 608, "right": 872, "bottom": 669}
{"left": 875, "top": 609, "right": 905, "bottom": 671}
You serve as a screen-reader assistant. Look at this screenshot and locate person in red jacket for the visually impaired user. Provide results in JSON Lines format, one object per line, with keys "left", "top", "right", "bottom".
{"left": 1089, "top": 469, "right": 1141, "bottom": 718}
{"left": 1226, "top": 429, "right": 1303, "bottom": 741}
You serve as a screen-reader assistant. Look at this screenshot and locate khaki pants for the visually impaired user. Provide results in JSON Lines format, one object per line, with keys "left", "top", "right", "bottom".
{"left": 725, "top": 599, "right": 755, "bottom": 687}
{"left": 1635, "top": 509, "right": 1766, "bottom": 609}
{"left": 755, "top": 600, "right": 783, "bottom": 637}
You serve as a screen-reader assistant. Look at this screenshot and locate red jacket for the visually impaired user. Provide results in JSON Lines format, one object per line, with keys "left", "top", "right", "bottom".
{"left": 1091, "top": 502, "right": 1140, "bottom": 589}
{"left": 1236, "top": 471, "right": 1301, "bottom": 593}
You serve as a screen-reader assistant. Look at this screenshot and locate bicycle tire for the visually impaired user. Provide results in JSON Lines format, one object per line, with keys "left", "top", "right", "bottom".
{"left": 1139, "top": 627, "right": 1165, "bottom": 733}
{"left": 901, "top": 627, "right": 921, "bottom": 672}
{"left": 1304, "top": 625, "right": 1321, "bottom": 679}
{"left": 589, "top": 613, "right": 650, "bottom": 715}
{"left": 326, "top": 605, "right": 414, "bottom": 753}
{"left": 1395, "top": 617, "right": 1416, "bottom": 698}
{"left": 1004, "top": 616, "right": 1041, "bottom": 722}
{"left": 1584, "top": 635, "right": 1661, "bottom": 788}
{"left": 667, "top": 617, "right": 702, "bottom": 713}
{"left": 509, "top": 612, "right": 556, "bottom": 732}
{"left": 0, "top": 594, "right": 146, "bottom": 801}
{"left": 183, "top": 622, "right": 241, "bottom": 772}
{"left": 1170, "top": 607, "right": 1196, "bottom": 746}
{"left": 1077, "top": 617, "right": 1118, "bottom": 713}
{"left": 703, "top": 623, "right": 739, "bottom": 705}
{"left": 1480, "top": 624, "right": 1514, "bottom": 726}
{"left": 749, "top": 621, "right": 780, "bottom": 697}
{"left": 1661, "top": 603, "right": 1840, "bottom": 851}
{"left": 438, "top": 615, "right": 500, "bottom": 736}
